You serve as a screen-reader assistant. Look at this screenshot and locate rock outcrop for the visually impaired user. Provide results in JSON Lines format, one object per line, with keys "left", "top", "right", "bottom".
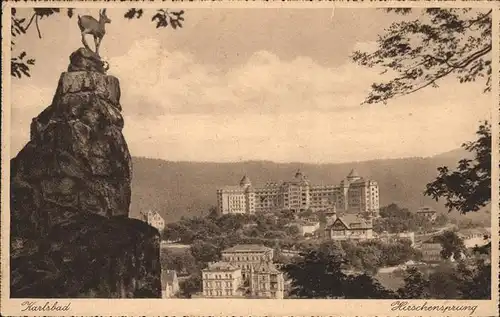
{"left": 10, "top": 48, "right": 161, "bottom": 298}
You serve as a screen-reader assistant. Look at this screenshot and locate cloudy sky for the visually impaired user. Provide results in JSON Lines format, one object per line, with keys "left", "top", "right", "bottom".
{"left": 10, "top": 8, "right": 491, "bottom": 163}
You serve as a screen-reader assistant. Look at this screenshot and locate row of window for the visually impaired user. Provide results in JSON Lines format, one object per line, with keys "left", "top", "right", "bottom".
{"left": 205, "top": 281, "right": 232, "bottom": 288}
{"left": 224, "top": 254, "right": 268, "bottom": 262}
{"left": 204, "top": 290, "right": 234, "bottom": 296}
{"left": 205, "top": 273, "right": 234, "bottom": 279}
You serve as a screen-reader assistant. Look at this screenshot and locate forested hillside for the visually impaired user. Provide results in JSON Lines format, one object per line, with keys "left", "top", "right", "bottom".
{"left": 129, "top": 148, "right": 489, "bottom": 223}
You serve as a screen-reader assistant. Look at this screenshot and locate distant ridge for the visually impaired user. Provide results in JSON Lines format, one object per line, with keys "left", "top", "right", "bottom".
{"left": 129, "top": 148, "right": 486, "bottom": 223}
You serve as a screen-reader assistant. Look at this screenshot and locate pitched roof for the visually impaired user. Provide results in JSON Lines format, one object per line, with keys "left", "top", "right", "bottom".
{"left": 253, "top": 261, "right": 281, "bottom": 274}
{"left": 222, "top": 244, "right": 273, "bottom": 253}
{"left": 351, "top": 178, "right": 367, "bottom": 184}
{"left": 218, "top": 185, "right": 245, "bottom": 191}
{"left": 294, "top": 169, "right": 306, "bottom": 179}
{"left": 327, "top": 214, "right": 371, "bottom": 230}
{"left": 417, "top": 206, "right": 436, "bottom": 213}
{"left": 347, "top": 169, "right": 360, "bottom": 179}
{"left": 203, "top": 261, "right": 239, "bottom": 272}
{"left": 240, "top": 175, "right": 252, "bottom": 186}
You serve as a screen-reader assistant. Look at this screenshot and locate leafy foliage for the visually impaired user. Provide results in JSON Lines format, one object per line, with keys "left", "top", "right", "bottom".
{"left": 352, "top": 8, "right": 492, "bottom": 104}
{"left": 397, "top": 252, "right": 491, "bottom": 299}
{"left": 283, "top": 248, "right": 396, "bottom": 299}
{"left": 373, "top": 203, "right": 449, "bottom": 233}
{"left": 190, "top": 240, "right": 220, "bottom": 265}
{"left": 425, "top": 122, "right": 491, "bottom": 213}
{"left": 457, "top": 260, "right": 491, "bottom": 299}
{"left": 179, "top": 273, "right": 202, "bottom": 298}
{"left": 283, "top": 249, "right": 348, "bottom": 298}
{"left": 151, "top": 9, "right": 185, "bottom": 29}
{"left": 343, "top": 273, "right": 396, "bottom": 299}
{"left": 434, "top": 230, "right": 466, "bottom": 260}
{"left": 341, "top": 239, "right": 420, "bottom": 273}
{"left": 397, "top": 267, "right": 430, "bottom": 298}
{"left": 11, "top": 52, "right": 35, "bottom": 78}
{"left": 160, "top": 248, "right": 197, "bottom": 276}
{"left": 427, "top": 263, "right": 464, "bottom": 299}
{"left": 10, "top": 8, "right": 185, "bottom": 78}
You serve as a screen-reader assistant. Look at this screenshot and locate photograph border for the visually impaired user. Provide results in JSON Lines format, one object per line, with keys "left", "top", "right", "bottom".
{"left": 1, "top": 1, "right": 499, "bottom": 316}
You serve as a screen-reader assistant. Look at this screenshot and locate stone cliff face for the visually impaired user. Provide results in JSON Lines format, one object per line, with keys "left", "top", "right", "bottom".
{"left": 10, "top": 48, "right": 161, "bottom": 298}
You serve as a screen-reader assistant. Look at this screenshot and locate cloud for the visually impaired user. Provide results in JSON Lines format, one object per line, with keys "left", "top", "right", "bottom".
{"left": 10, "top": 37, "right": 491, "bottom": 163}
{"left": 110, "top": 38, "right": 490, "bottom": 162}
{"left": 109, "top": 38, "right": 388, "bottom": 118}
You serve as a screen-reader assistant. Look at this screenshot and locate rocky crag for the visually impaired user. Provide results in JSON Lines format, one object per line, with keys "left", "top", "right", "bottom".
{"left": 10, "top": 48, "right": 161, "bottom": 298}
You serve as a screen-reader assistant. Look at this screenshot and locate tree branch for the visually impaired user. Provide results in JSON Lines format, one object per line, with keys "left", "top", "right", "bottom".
{"left": 454, "top": 44, "right": 491, "bottom": 69}
{"left": 24, "top": 13, "right": 36, "bottom": 31}
{"left": 400, "top": 66, "right": 455, "bottom": 97}
{"left": 465, "top": 9, "right": 492, "bottom": 29}
{"left": 35, "top": 15, "right": 42, "bottom": 39}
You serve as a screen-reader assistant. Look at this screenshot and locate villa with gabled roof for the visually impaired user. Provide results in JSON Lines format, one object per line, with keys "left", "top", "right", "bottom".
{"left": 324, "top": 210, "right": 374, "bottom": 241}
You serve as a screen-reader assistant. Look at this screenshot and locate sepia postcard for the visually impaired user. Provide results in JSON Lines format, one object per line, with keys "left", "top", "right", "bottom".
{"left": 1, "top": 1, "right": 499, "bottom": 316}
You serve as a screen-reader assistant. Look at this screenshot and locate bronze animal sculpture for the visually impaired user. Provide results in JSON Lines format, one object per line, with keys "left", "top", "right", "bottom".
{"left": 77, "top": 9, "right": 111, "bottom": 57}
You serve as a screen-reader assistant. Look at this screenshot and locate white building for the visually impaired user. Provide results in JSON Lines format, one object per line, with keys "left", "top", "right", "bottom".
{"left": 217, "top": 170, "right": 380, "bottom": 217}
{"left": 416, "top": 206, "right": 437, "bottom": 221}
{"left": 216, "top": 176, "right": 255, "bottom": 215}
{"left": 376, "top": 231, "right": 415, "bottom": 246}
{"left": 140, "top": 210, "right": 165, "bottom": 232}
{"left": 202, "top": 262, "right": 244, "bottom": 298}
{"left": 458, "top": 228, "right": 491, "bottom": 249}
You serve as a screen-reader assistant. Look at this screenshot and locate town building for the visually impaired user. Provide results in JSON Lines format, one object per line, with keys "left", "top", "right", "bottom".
{"left": 221, "top": 244, "right": 274, "bottom": 279}
{"left": 220, "top": 244, "right": 285, "bottom": 299}
{"left": 324, "top": 211, "right": 374, "bottom": 241}
{"left": 201, "top": 262, "right": 243, "bottom": 298}
{"left": 140, "top": 210, "right": 165, "bottom": 232}
{"left": 419, "top": 242, "right": 444, "bottom": 263}
{"left": 419, "top": 234, "right": 468, "bottom": 263}
{"left": 216, "top": 170, "right": 380, "bottom": 217}
{"left": 249, "top": 262, "right": 285, "bottom": 299}
{"left": 458, "top": 228, "right": 491, "bottom": 249}
{"left": 416, "top": 206, "right": 437, "bottom": 221}
{"left": 376, "top": 231, "right": 415, "bottom": 246}
{"left": 217, "top": 176, "right": 256, "bottom": 215}
{"left": 161, "top": 269, "right": 179, "bottom": 298}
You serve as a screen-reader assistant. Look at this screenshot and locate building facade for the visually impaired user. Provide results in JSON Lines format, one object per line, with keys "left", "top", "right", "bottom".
{"left": 416, "top": 207, "right": 437, "bottom": 221}
{"left": 458, "top": 228, "right": 491, "bottom": 249}
{"left": 324, "top": 212, "right": 374, "bottom": 241}
{"left": 419, "top": 242, "right": 444, "bottom": 262}
{"left": 217, "top": 176, "right": 256, "bottom": 215}
{"left": 220, "top": 244, "right": 284, "bottom": 299}
{"left": 216, "top": 170, "right": 380, "bottom": 216}
{"left": 141, "top": 210, "right": 165, "bottom": 232}
{"left": 376, "top": 231, "right": 415, "bottom": 246}
{"left": 249, "top": 262, "right": 285, "bottom": 299}
{"left": 201, "top": 262, "right": 243, "bottom": 298}
{"left": 221, "top": 244, "right": 274, "bottom": 279}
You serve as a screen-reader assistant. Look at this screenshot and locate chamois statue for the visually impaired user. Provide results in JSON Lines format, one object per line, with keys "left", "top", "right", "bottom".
{"left": 77, "top": 9, "right": 111, "bottom": 57}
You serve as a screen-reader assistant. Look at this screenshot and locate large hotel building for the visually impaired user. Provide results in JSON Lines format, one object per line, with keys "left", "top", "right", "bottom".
{"left": 216, "top": 169, "right": 380, "bottom": 217}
